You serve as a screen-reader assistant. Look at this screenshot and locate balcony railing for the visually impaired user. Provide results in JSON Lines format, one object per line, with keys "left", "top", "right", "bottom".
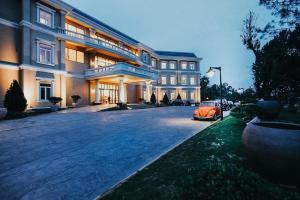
{"left": 57, "top": 28, "right": 139, "bottom": 60}
{"left": 85, "top": 62, "right": 158, "bottom": 80}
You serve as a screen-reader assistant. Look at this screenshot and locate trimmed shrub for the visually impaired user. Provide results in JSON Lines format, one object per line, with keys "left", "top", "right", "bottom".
{"left": 48, "top": 97, "right": 62, "bottom": 105}
{"left": 71, "top": 95, "right": 81, "bottom": 103}
{"left": 4, "top": 80, "right": 27, "bottom": 112}
{"left": 162, "top": 93, "right": 169, "bottom": 105}
{"left": 150, "top": 93, "right": 156, "bottom": 104}
{"left": 176, "top": 93, "right": 182, "bottom": 100}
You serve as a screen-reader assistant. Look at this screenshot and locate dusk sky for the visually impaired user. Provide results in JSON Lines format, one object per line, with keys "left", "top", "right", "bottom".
{"left": 64, "top": 0, "right": 273, "bottom": 89}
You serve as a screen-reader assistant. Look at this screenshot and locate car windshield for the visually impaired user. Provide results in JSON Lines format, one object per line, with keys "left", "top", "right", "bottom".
{"left": 200, "top": 102, "right": 215, "bottom": 107}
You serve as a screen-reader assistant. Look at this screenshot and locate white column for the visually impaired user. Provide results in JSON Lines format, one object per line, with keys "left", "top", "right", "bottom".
{"left": 145, "top": 81, "right": 152, "bottom": 102}
{"left": 119, "top": 78, "right": 125, "bottom": 103}
{"left": 36, "top": 79, "right": 40, "bottom": 101}
{"left": 94, "top": 79, "right": 100, "bottom": 104}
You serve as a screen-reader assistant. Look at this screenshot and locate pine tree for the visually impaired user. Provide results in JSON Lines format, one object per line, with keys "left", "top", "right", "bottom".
{"left": 177, "top": 93, "right": 182, "bottom": 100}
{"left": 163, "top": 93, "right": 169, "bottom": 105}
{"left": 4, "top": 80, "right": 27, "bottom": 112}
{"left": 150, "top": 93, "right": 156, "bottom": 104}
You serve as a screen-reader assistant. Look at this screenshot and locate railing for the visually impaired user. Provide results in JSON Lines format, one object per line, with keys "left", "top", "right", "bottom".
{"left": 85, "top": 62, "right": 158, "bottom": 79}
{"left": 57, "top": 28, "right": 139, "bottom": 60}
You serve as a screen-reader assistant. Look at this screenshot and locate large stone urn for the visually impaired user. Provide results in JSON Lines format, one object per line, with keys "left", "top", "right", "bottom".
{"left": 242, "top": 117, "right": 300, "bottom": 185}
{"left": 0, "top": 108, "right": 7, "bottom": 119}
{"left": 256, "top": 100, "right": 281, "bottom": 119}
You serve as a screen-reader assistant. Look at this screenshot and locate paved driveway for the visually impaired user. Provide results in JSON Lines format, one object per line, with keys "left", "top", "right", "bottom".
{"left": 0, "top": 106, "right": 222, "bottom": 200}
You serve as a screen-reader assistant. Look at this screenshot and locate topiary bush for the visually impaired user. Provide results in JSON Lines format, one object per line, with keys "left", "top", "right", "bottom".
{"left": 162, "top": 93, "right": 169, "bottom": 105}
{"left": 48, "top": 97, "right": 62, "bottom": 105}
{"left": 4, "top": 80, "right": 27, "bottom": 113}
{"left": 150, "top": 93, "right": 156, "bottom": 104}
{"left": 71, "top": 95, "right": 81, "bottom": 103}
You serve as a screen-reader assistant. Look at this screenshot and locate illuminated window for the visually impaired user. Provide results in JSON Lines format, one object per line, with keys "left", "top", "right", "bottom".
{"left": 170, "top": 91, "right": 176, "bottom": 100}
{"left": 39, "top": 83, "right": 52, "bottom": 101}
{"left": 77, "top": 51, "right": 84, "bottom": 63}
{"left": 170, "top": 76, "right": 176, "bottom": 85}
{"left": 161, "top": 76, "right": 167, "bottom": 85}
{"left": 169, "top": 62, "right": 176, "bottom": 69}
{"left": 161, "top": 61, "right": 167, "bottom": 69}
{"left": 65, "top": 48, "right": 84, "bottom": 63}
{"left": 181, "top": 62, "right": 187, "bottom": 70}
{"left": 181, "top": 75, "right": 188, "bottom": 85}
{"left": 65, "top": 23, "right": 85, "bottom": 39}
{"left": 190, "top": 76, "right": 196, "bottom": 85}
{"left": 95, "top": 56, "right": 116, "bottom": 67}
{"left": 189, "top": 62, "right": 195, "bottom": 70}
{"left": 181, "top": 91, "right": 187, "bottom": 99}
{"left": 38, "top": 43, "right": 54, "bottom": 65}
{"left": 190, "top": 91, "right": 195, "bottom": 99}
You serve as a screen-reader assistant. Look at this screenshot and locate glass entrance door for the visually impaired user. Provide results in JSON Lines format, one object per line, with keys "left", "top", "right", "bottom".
{"left": 99, "top": 83, "right": 119, "bottom": 104}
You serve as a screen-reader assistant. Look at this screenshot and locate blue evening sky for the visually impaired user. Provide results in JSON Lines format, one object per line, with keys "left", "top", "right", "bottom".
{"left": 64, "top": 0, "right": 272, "bottom": 89}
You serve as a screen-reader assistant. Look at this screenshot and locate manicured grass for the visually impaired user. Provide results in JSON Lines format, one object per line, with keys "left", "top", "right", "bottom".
{"left": 102, "top": 116, "right": 300, "bottom": 200}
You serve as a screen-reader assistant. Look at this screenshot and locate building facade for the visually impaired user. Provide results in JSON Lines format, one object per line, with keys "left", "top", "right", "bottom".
{"left": 0, "top": 0, "right": 202, "bottom": 108}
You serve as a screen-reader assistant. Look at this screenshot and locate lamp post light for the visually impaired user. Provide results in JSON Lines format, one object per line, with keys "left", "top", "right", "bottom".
{"left": 207, "top": 66, "right": 223, "bottom": 120}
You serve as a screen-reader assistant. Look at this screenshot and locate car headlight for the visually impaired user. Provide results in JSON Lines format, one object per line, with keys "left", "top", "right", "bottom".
{"left": 208, "top": 110, "right": 215, "bottom": 116}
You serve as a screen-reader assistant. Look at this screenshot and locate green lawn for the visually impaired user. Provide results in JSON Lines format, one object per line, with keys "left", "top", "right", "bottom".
{"left": 102, "top": 116, "right": 300, "bottom": 200}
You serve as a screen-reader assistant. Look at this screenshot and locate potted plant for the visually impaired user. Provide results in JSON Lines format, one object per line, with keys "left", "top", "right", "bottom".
{"left": 48, "top": 97, "right": 62, "bottom": 111}
{"left": 71, "top": 95, "right": 81, "bottom": 107}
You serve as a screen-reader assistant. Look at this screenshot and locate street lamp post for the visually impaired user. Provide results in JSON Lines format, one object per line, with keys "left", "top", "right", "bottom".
{"left": 207, "top": 66, "right": 223, "bottom": 120}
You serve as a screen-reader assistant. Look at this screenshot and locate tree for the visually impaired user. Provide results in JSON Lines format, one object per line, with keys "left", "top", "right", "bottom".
{"left": 200, "top": 76, "right": 210, "bottom": 100}
{"left": 150, "top": 93, "right": 156, "bottom": 104}
{"left": 259, "top": 0, "right": 300, "bottom": 35}
{"left": 176, "top": 93, "right": 182, "bottom": 100}
{"left": 162, "top": 93, "right": 169, "bottom": 105}
{"left": 4, "top": 80, "right": 27, "bottom": 112}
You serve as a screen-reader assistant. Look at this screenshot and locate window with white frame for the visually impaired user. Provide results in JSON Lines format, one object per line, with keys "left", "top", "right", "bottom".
{"left": 38, "top": 43, "right": 54, "bottom": 65}
{"left": 95, "top": 56, "right": 116, "bottom": 67}
{"left": 161, "top": 61, "right": 167, "bottom": 69}
{"left": 39, "top": 83, "right": 52, "bottom": 101}
{"left": 190, "top": 76, "right": 196, "bottom": 85}
{"left": 181, "top": 62, "right": 187, "bottom": 70}
{"left": 189, "top": 62, "right": 195, "bottom": 70}
{"left": 181, "top": 75, "right": 188, "bottom": 85}
{"left": 170, "top": 76, "right": 176, "bottom": 85}
{"left": 151, "top": 58, "right": 156, "bottom": 67}
{"left": 161, "top": 76, "right": 167, "bottom": 85}
{"left": 37, "top": 3, "right": 55, "bottom": 28}
{"left": 169, "top": 62, "right": 176, "bottom": 69}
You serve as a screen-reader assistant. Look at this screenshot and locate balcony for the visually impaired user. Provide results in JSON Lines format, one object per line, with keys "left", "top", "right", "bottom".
{"left": 85, "top": 62, "right": 158, "bottom": 80}
{"left": 57, "top": 28, "right": 140, "bottom": 62}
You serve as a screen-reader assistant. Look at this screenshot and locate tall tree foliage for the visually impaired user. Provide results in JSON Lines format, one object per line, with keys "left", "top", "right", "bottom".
{"left": 259, "top": 0, "right": 299, "bottom": 35}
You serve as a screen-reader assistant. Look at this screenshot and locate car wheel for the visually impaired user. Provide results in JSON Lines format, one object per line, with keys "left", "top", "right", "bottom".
{"left": 193, "top": 117, "right": 198, "bottom": 120}
{"left": 213, "top": 114, "right": 218, "bottom": 121}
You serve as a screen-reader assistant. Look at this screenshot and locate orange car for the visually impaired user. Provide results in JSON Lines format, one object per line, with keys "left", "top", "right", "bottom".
{"left": 193, "top": 101, "right": 221, "bottom": 120}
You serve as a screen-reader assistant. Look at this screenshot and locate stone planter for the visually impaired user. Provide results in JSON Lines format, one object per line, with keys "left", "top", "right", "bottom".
{"left": 256, "top": 100, "right": 281, "bottom": 118}
{"left": 242, "top": 117, "right": 300, "bottom": 185}
{"left": 0, "top": 108, "right": 7, "bottom": 119}
{"left": 72, "top": 102, "right": 76, "bottom": 108}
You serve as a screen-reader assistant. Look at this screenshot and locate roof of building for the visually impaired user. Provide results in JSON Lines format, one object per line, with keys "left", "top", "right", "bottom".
{"left": 155, "top": 51, "right": 197, "bottom": 58}
{"left": 72, "top": 8, "right": 140, "bottom": 44}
